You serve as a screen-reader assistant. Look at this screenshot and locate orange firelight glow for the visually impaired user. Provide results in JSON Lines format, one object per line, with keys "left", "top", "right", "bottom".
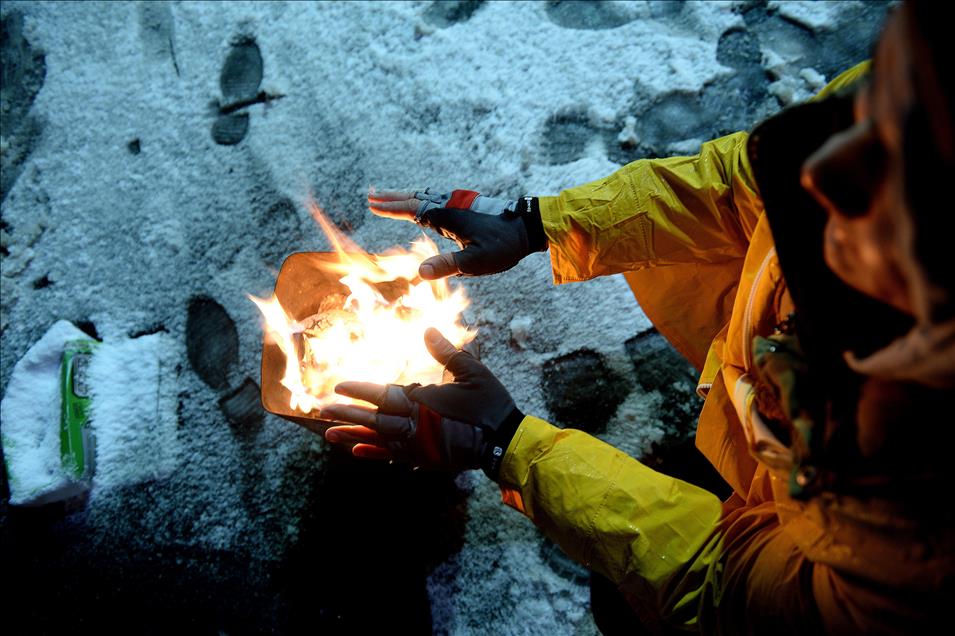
{"left": 250, "top": 200, "right": 474, "bottom": 414}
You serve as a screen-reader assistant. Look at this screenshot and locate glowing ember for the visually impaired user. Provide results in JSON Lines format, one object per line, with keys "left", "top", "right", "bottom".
{"left": 250, "top": 200, "right": 474, "bottom": 414}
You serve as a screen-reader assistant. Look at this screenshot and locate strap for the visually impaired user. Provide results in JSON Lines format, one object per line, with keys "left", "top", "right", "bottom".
{"left": 481, "top": 407, "right": 525, "bottom": 481}
{"left": 447, "top": 189, "right": 481, "bottom": 209}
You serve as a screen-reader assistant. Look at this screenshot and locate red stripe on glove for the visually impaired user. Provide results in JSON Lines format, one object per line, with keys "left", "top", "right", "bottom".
{"left": 415, "top": 405, "right": 444, "bottom": 468}
{"left": 447, "top": 189, "right": 480, "bottom": 210}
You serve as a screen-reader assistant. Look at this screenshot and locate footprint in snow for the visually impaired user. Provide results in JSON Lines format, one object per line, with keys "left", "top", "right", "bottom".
{"left": 211, "top": 37, "right": 282, "bottom": 146}
{"left": 185, "top": 295, "right": 264, "bottom": 431}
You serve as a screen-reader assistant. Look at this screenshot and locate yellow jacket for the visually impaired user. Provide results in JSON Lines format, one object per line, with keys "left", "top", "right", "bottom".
{"left": 497, "top": 64, "right": 953, "bottom": 634}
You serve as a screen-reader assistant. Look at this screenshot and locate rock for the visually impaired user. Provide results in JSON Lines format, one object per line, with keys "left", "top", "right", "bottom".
{"left": 508, "top": 316, "right": 533, "bottom": 349}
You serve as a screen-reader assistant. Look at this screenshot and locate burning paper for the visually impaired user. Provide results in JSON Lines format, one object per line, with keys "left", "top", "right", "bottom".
{"left": 250, "top": 201, "right": 474, "bottom": 414}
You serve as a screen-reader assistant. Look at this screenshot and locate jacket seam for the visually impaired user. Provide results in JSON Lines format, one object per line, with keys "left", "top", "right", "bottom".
{"left": 584, "top": 455, "right": 623, "bottom": 572}
{"left": 742, "top": 247, "right": 776, "bottom": 370}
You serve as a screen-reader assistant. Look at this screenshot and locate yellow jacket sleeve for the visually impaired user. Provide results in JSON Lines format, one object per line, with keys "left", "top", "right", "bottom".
{"left": 499, "top": 417, "right": 839, "bottom": 634}
{"left": 499, "top": 416, "right": 724, "bottom": 632}
{"left": 537, "top": 133, "right": 764, "bottom": 369}
{"left": 536, "top": 60, "right": 871, "bottom": 287}
{"left": 538, "top": 132, "right": 763, "bottom": 285}
{"left": 536, "top": 61, "right": 871, "bottom": 370}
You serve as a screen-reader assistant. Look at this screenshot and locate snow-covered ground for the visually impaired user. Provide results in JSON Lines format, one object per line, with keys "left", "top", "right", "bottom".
{"left": 1, "top": 1, "right": 890, "bottom": 633}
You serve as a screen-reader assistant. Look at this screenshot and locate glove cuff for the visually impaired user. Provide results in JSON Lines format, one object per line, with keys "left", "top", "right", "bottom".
{"left": 516, "top": 196, "right": 547, "bottom": 253}
{"left": 481, "top": 406, "right": 525, "bottom": 481}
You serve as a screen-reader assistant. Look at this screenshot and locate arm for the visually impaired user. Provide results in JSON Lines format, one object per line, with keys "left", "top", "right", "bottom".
{"left": 540, "top": 131, "right": 764, "bottom": 284}
{"left": 498, "top": 416, "right": 830, "bottom": 634}
{"left": 498, "top": 416, "right": 724, "bottom": 631}
{"left": 539, "top": 62, "right": 871, "bottom": 286}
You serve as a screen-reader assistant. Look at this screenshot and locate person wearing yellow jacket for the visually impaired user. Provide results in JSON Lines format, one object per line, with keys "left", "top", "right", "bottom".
{"left": 321, "top": 2, "right": 954, "bottom": 633}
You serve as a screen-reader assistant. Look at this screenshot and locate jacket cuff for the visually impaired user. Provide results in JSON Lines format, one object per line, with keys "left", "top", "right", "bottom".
{"left": 481, "top": 406, "right": 525, "bottom": 481}
{"left": 516, "top": 196, "right": 548, "bottom": 253}
{"left": 496, "top": 415, "right": 561, "bottom": 496}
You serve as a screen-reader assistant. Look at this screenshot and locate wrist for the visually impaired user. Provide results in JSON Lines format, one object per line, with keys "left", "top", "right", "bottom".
{"left": 516, "top": 196, "right": 547, "bottom": 252}
{"left": 481, "top": 406, "right": 525, "bottom": 481}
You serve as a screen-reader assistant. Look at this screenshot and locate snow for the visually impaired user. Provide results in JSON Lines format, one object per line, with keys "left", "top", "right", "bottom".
{"left": 769, "top": 0, "right": 851, "bottom": 32}
{"left": 87, "top": 332, "right": 180, "bottom": 492}
{"left": 0, "top": 0, "right": 891, "bottom": 631}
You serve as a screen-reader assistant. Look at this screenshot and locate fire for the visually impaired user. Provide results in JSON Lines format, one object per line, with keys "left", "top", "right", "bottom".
{"left": 250, "top": 200, "right": 474, "bottom": 414}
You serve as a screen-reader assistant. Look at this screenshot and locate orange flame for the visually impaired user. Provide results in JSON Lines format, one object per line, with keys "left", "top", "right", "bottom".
{"left": 250, "top": 200, "right": 474, "bottom": 413}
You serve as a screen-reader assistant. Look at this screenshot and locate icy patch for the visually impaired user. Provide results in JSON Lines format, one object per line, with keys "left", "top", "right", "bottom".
{"left": 87, "top": 332, "right": 180, "bottom": 492}
{"left": 769, "top": 0, "right": 850, "bottom": 32}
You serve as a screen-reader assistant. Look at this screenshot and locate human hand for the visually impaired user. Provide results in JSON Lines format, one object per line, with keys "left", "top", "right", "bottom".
{"left": 320, "top": 328, "right": 523, "bottom": 476}
{"left": 368, "top": 188, "right": 546, "bottom": 280}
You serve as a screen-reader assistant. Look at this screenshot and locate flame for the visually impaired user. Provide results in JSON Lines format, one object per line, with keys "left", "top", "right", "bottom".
{"left": 250, "top": 200, "right": 474, "bottom": 413}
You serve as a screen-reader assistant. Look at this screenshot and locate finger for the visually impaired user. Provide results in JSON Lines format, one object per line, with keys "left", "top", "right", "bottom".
{"left": 324, "top": 424, "right": 383, "bottom": 445}
{"left": 368, "top": 190, "right": 414, "bottom": 202}
{"left": 368, "top": 198, "right": 419, "bottom": 220}
{"left": 418, "top": 207, "right": 476, "bottom": 237}
{"left": 335, "top": 382, "right": 388, "bottom": 406}
{"left": 320, "top": 403, "right": 378, "bottom": 427}
{"left": 419, "top": 253, "right": 461, "bottom": 280}
{"left": 423, "top": 328, "right": 460, "bottom": 366}
{"left": 352, "top": 444, "right": 393, "bottom": 460}
{"left": 423, "top": 328, "right": 482, "bottom": 379}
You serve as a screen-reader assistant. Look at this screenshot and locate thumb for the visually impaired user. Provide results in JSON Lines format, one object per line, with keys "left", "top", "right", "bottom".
{"left": 419, "top": 253, "right": 460, "bottom": 280}
{"left": 424, "top": 328, "right": 459, "bottom": 366}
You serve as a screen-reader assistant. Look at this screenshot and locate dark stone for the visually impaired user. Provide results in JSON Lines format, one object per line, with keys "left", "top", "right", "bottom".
{"left": 219, "top": 377, "right": 264, "bottom": 433}
{"left": 220, "top": 38, "right": 262, "bottom": 105}
{"left": 32, "top": 274, "right": 51, "bottom": 289}
{"left": 541, "top": 348, "right": 629, "bottom": 434}
{"left": 185, "top": 295, "right": 238, "bottom": 390}
{"left": 1, "top": 11, "right": 46, "bottom": 203}
{"left": 544, "top": 0, "right": 638, "bottom": 30}
{"left": 211, "top": 112, "right": 249, "bottom": 145}
{"left": 127, "top": 138, "right": 141, "bottom": 155}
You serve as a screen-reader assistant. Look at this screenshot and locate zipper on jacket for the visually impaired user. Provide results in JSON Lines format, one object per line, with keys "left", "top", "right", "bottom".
{"left": 742, "top": 248, "right": 776, "bottom": 370}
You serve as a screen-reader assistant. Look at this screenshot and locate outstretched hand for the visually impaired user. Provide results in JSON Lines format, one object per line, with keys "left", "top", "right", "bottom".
{"left": 368, "top": 188, "right": 542, "bottom": 280}
{"left": 320, "top": 328, "right": 520, "bottom": 473}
